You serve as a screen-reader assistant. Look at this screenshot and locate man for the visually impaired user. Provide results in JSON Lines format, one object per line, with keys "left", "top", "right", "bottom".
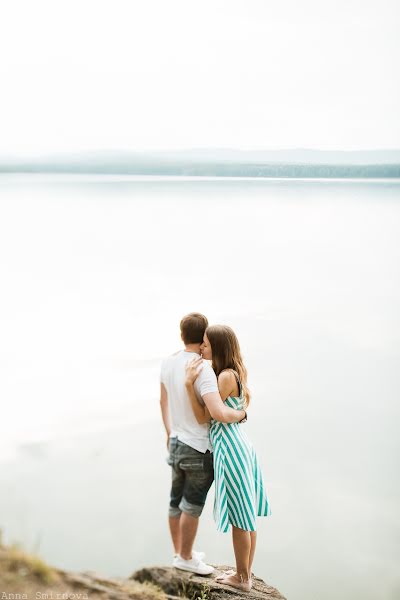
{"left": 160, "top": 312, "right": 246, "bottom": 575}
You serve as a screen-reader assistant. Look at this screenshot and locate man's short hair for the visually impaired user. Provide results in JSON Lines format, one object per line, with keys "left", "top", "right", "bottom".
{"left": 180, "top": 313, "right": 208, "bottom": 345}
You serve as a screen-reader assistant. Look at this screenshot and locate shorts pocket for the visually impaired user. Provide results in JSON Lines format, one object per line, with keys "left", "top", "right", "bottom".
{"left": 166, "top": 438, "right": 178, "bottom": 467}
{"left": 179, "top": 458, "right": 204, "bottom": 472}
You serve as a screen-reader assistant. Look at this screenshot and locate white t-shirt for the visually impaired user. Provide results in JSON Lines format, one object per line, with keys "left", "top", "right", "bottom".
{"left": 160, "top": 350, "right": 218, "bottom": 453}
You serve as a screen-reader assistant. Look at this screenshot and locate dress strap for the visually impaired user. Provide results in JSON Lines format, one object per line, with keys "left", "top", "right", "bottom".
{"left": 220, "top": 368, "right": 242, "bottom": 397}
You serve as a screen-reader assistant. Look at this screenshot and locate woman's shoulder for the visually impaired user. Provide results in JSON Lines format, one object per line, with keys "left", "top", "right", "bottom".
{"left": 217, "top": 369, "right": 240, "bottom": 398}
{"left": 217, "top": 369, "right": 236, "bottom": 384}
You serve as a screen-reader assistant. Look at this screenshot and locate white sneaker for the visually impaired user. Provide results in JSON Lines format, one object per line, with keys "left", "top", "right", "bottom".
{"left": 173, "top": 550, "right": 205, "bottom": 561}
{"left": 173, "top": 555, "right": 214, "bottom": 575}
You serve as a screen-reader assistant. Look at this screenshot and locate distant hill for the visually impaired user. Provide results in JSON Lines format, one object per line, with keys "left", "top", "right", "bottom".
{"left": 1, "top": 148, "right": 400, "bottom": 177}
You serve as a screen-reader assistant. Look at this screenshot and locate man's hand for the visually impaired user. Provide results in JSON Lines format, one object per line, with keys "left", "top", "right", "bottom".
{"left": 202, "top": 391, "right": 246, "bottom": 424}
{"left": 185, "top": 357, "right": 203, "bottom": 386}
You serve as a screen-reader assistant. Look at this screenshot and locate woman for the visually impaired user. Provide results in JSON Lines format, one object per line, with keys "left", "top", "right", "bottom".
{"left": 185, "top": 324, "right": 271, "bottom": 592}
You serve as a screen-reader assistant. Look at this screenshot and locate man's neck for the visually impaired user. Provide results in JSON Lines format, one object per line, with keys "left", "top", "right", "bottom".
{"left": 184, "top": 344, "right": 201, "bottom": 354}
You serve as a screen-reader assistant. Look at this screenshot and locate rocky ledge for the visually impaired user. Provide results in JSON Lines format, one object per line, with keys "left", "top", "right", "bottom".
{"left": 60, "top": 565, "right": 286, "bottom": 600}
{"left": 131, "top": 566, "right": 285, "bottom": 600}
{"left": 0, "top": 540, "right": 285, "bottom": 600}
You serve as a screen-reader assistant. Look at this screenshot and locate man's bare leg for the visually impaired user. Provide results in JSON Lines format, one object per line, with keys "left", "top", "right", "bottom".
{"left": 179, "top": 512, "right": 199, "bottom": 560}
{"left": 169, "top": 515, "right": 181, "bottom": 554}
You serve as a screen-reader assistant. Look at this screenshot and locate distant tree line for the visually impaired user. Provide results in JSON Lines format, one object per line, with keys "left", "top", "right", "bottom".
{"left": 0, "top": 161, "right": 399, "bottom": 178}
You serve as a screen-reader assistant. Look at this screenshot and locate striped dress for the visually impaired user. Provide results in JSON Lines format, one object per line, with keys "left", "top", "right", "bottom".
{"left": 209, "top": 374, "right": 271, "bottom": 533}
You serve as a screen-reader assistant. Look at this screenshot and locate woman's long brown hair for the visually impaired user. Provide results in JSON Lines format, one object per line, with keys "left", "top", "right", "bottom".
{"left": 205, "top": 324, "right": 251, "bottom": 407}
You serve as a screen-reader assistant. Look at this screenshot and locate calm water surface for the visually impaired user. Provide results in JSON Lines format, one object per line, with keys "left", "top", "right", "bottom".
{"left": 0, "top": 176, "right": 399, "bottom": 600}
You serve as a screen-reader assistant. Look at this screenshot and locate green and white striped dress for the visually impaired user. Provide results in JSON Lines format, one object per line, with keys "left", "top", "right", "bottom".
{"left": 210, "top": 373, "right": 271, "bottom": 533}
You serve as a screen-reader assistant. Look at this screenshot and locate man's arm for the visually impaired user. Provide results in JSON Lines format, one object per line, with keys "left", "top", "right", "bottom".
{"left": 160, "top": 383, "right": 171, "bottom": 448}
{"left": 185, "top": 379, "right": 211, "bottom": 424}
{"left": 191, "top": 358, "right": 245, "bottom": 424}
{"left": 202, "top": 391, "right": 245, "bottom": 423}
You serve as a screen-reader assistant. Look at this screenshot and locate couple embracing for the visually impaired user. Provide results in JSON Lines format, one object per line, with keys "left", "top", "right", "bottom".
{"left": 160, "top": 313, "right": 271, "bottom": 592}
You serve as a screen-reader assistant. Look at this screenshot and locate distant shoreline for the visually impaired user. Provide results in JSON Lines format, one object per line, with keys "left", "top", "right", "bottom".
{"left": 1, "top": 149, "right": 400, "bottom": 178}
{"left": 1, "top": 173, "right": 400, "bottom": 182}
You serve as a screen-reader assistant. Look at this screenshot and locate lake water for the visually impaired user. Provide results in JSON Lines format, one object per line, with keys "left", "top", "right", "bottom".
{"left": 0, "top": 175, "right": 399, "bottom": 600}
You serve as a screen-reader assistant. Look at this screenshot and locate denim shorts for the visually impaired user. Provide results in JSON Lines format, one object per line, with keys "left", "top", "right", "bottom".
{"left": 167, "top": 437, "right": 214, "bottom": 518}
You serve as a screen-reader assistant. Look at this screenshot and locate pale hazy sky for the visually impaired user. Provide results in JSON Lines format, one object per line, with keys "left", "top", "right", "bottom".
{"left": 0, "top": 0, "right": 399, "bottom": 155}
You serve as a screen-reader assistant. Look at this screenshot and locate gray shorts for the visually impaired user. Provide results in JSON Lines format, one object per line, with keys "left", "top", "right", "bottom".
{"left": 167, "top": 438, "right": 214, "bottom": 518}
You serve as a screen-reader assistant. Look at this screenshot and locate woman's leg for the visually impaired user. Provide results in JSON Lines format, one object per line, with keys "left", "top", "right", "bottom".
{"left": 249, "top": 531, "right": 257, "bottom": 574}
{"left": 216, "top": 526, "right": 252, "bottom": 589}
{"left": 232, "top": 525, "right": 251, "bottom": 581}
{"left": 217, "top": 529, "right": 257, "bottom": 581}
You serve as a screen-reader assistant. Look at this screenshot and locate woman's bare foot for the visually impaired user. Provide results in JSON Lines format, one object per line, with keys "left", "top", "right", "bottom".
{"left": 217, "top": 573, "right": 252, "bottom": 592}
{"left": 215, "top": 569, "right": 236, "bottom": 582}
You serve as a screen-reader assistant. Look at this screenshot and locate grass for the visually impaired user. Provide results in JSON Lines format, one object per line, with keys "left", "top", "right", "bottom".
{"left": 0, "top": 530, "right": 166, "bottom": 600}
{"left": 0, "top": 543, "right": 58, "bottom": 585}
{"left": 119, "top": 580, "right": 167, "bottom": 600}
{"left": 179, "top": 580, "right": 210, "bottom": 600}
